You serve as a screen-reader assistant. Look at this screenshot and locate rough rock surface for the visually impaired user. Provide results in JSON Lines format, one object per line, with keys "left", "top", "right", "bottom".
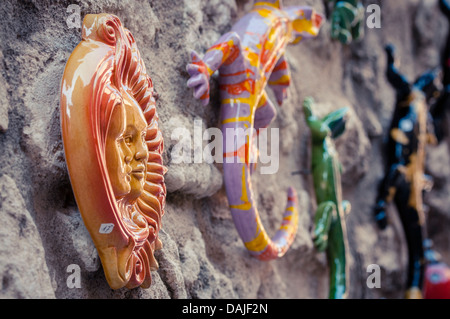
{"left": 0, "top": 0, "right": 449, "bottom": 299}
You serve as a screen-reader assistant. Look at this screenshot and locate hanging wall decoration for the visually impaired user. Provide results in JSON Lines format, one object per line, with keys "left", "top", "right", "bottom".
{"left": 327, "top": 0, "right": 364, "bottom": 44}
{"left": 186, "top": 0, "right": 324, "bottom": 260}
{"left": 302, "top": 97, "right": 351, "bottom": 299}
{"left": 373, "top": 44, "right": 438, "bottom": 299}
{"left": 60, "top": 13, "right": 166, "bottom": 289}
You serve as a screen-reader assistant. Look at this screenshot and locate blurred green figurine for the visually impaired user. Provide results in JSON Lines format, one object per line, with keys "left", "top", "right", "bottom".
{"left": 328, "top": 0, "right": 364, "bottom": 44}
{"left": 303, "top": 97, "right": 351, "bottom": 299}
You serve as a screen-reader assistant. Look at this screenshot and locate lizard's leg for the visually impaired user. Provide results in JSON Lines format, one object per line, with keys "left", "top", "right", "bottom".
{"left": 374, "top": 164, "right": 403, "bottom": 230}
{"left": 313, "top": 201, "right": 337, "bottom": 252}
{"left": 350, "top": 3, "right": 365, "bottom": 42}
{"left": 385, "top": 44, "right": 411, "bottom": 98}
{"left": 187, "top": 31, "right": 243, "bottom": 105}
{"left": 268, "top": 55, "right": 291, "bottom": 106}
{"left": 254, "top": 91, "right": 277, "bottom": 131}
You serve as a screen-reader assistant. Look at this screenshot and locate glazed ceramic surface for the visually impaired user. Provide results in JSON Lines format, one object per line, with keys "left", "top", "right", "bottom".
{"left": 60, "top": 13, "right": 166, "bottom": 289}
{"left": 302, "top": 97, "right": 350, "bottom": 299}
{"left": 374, "top": 44, "right": 438, "bottom": 299}
{"left": 186, "top": 0, "right": 324, "bottom": 260}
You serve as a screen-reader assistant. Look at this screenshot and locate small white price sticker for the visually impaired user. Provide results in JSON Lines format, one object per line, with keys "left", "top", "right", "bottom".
{"left": 99, "top": 223, "right": 114, "bottom": 234}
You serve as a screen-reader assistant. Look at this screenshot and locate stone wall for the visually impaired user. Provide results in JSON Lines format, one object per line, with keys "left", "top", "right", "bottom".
{"left": 0, "top": 0, "right": 449, "bottom": 299}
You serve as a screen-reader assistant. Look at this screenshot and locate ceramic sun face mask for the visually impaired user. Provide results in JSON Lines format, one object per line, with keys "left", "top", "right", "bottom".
{"left": 60, "top": 13, "right": 166, "bottom": 289}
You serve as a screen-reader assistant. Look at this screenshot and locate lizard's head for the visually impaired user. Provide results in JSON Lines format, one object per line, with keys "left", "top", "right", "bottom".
{"left": 303, "top": 97, "right": 348, "bottom": 143}
{"left": 303, "top": 97, "right": 330, "bottom": 143}
{"left": 285, "top": 6, "right": 324, "bottom": 44}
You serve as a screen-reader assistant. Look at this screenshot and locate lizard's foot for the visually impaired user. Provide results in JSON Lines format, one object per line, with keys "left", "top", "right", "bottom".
{"left": 313, "top": 232, "right": 329, "bottom": 252}
{"left": 405, "top": 287, "right": 423, "bottom": 299}
{"left": 186, "top": 50, "right": 211, "bottom": 106}
{"left": 273, "top": 87, "right": 288, "bottom": 106}
{"left": 312, "top": 201, "right": 335, "bottom": 252}
{"left": 333, "top": 28, "right": 352, "bottom": 45}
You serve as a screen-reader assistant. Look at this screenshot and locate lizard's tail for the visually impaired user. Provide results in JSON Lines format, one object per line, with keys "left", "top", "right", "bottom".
{"left": 223, "top": 161, "right": 299, "bottom": 261}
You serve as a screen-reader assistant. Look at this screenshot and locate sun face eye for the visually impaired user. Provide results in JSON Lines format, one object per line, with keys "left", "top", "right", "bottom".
{"left": 124, "top": 136, "right": 133, "bottom": 145}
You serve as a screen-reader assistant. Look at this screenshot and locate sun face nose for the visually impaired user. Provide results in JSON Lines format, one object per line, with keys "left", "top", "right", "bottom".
{"left": 135, "top": 135, "right": 149, "bottom": 162}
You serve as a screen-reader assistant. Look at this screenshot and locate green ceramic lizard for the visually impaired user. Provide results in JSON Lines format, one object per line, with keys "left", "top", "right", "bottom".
{"left": 303, "top": 97, "right": 351, "bottom": 299}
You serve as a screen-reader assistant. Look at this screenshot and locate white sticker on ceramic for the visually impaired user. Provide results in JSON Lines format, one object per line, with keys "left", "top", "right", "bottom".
{"left": 99, "top": 223, "right": 114, "bottom": 234}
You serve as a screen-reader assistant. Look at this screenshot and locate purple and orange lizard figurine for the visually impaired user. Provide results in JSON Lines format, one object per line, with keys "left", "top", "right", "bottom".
{"left": 186, "top": 0, "right": 324, "bottom": 260}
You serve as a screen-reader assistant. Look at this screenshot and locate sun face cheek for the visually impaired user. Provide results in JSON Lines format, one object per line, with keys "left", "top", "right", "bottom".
{"left": 105, "top": 141, "right": 131, "bottom": 198}
{"left": 140, "top": 135, "right": 149, "bottom": 163}
{"left": 119, "top": 151, "right": 132, "bottom": 189}
{"left": 137, "top": 141, "right": 148, "bottom": 191}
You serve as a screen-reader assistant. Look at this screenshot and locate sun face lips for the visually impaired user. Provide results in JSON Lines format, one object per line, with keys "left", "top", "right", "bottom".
{"left": 131, "top": 164, "right": 146, "bottom": 180}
